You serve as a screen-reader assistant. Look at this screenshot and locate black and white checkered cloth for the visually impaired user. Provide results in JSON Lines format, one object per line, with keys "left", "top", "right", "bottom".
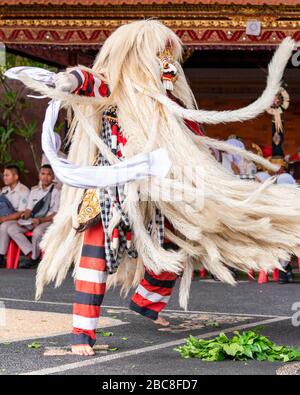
{"left": 96, "top": 106, "right": 164, "bottom": 273}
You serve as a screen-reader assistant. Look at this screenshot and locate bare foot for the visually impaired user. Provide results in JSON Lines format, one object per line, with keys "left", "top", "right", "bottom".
{"left": 71, "top": 344, "right": 95, "bottom": 356}
{"left": 154, "top": 316, "right": 170, "bottom": 327}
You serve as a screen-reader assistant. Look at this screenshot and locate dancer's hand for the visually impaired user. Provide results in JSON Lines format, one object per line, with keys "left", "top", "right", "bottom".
{"left": 54, "top": 72, "right": 78, "bottom": 93}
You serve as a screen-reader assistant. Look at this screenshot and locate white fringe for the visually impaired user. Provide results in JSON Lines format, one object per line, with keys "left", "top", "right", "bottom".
{"left": 11, "top": 21, "right": 297, "bottom": 308}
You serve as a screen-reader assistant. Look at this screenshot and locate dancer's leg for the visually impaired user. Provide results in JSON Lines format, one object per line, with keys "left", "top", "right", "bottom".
{"left": 129, "top": 221, "right": 179, "bottom": 325}
{"left": 129, "top": 268, "right": 177, "bottom": 325}
{"left": 71, "top": 222, "right": 107, "bottom": 355}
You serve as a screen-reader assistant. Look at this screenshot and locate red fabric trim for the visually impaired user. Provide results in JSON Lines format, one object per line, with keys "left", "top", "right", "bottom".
{"left": 79, "top": 256, "right": 106, "bottom": 271}
{"left": 184, "top": 118, "right": 204, "bottom": 136}
{"left": 139, "top": 280, "right": 173, "bottom": 296}
{"left": 131, "top": 293, "right": 166, "bottom": 313}
{"left": 145, "top": 270, "right": 177, "bottom": 281}
{"left": 75, "top": 280, "right": 106, "bottom": 295}
{"left": 99, "top": 80, "right": 109, "bottom": 97}
{"left": 83, "top": 223, "right": 105, "bottom": 246}
{"left": 72, "top": 327, "right": 96, "bottom": 340}
{"left": 73, "top": 303, "right": 100, "bottom": 318}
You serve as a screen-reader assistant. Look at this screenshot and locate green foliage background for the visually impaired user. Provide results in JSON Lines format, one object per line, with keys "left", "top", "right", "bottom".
{"left": 0, "top": 50, "right": 58, "bottom": 175}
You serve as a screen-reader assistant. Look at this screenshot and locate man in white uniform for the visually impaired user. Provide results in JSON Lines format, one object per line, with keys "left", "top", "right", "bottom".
{"left": 0, "top": 165, "right": 30, "bottom": 267}
{"left": 6, "top": 165, "right": 61, "bottom": 269}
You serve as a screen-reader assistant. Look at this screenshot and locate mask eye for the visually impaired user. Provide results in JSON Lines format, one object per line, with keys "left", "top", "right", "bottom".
{"left": 163, "top": 61, "right": 169, "bottom": 69}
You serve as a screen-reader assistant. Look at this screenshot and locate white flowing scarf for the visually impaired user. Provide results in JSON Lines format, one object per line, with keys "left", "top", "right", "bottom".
{"left": 4, "top": 66, "right": 171, "bottom": 189}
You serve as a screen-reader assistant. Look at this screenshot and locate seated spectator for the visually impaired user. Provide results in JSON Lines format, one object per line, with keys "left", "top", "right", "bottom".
{"left": 221, "top": 138, "right": 243, "bottom": 175}
{"left": 221, "top": 138, "right": 256, "bottom": 179}
{"left": 5, "top": 164, "right": 61, "bottom": 269}
{"left": 0, "top": 165, "right": 30, "bottom": 268}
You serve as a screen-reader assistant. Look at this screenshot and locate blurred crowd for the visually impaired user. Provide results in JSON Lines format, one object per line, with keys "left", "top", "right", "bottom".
{"left": 211, "top": 134, "right": 300, "bottom": 284}
{"left": 0, "top": 133, "right": 65, "bottom": 269}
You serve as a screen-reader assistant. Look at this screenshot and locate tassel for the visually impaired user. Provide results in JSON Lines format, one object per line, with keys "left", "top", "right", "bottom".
{"left": 126, "top": 231, "right": 132, "bottom": 249}
{"left": 111, "top": 124, "right": 118, "bottom": 151}
{"left": 112, "top": 228, "right": 119, "bottom": 250}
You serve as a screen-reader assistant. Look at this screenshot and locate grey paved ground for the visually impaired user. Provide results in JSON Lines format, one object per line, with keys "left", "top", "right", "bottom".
{"left": 0, "top": 269, "right": 299, "bottom": 375}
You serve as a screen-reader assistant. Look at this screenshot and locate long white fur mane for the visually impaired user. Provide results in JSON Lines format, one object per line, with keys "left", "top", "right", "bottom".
{"left": 11, "top": 20, "right": 300, "bottom": 311}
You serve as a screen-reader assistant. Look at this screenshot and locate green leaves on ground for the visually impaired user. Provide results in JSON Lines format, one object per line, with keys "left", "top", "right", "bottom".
{"left": 98, "top": 331, "right": 114, "bottom": 337}
{"left": 27, "top": 342, "right": 41, "bottom": 349}
{"left": 174, "top": 330, "right": 300, "bottom": 362}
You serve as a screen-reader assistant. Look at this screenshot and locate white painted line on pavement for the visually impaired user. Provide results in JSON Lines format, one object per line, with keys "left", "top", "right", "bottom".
{"left": 0, "top": 297, "right": 290, "bottom": 319}
{"left": 0, "top": 297, "right": 71, "bottom": 306}
{"left": 20, "top": 316, "right": 289, "bottom": 375}
{"left": 162, "top": 308, "right": 290, "bottom": 319}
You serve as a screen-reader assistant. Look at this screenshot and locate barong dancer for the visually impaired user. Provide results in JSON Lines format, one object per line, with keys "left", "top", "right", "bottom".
{"left": 5, "top": 20, "right": 300, "bottom": 356}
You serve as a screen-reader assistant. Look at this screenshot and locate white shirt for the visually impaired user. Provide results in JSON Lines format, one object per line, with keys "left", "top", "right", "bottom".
{"left": 27, "top": 183, "right": 61, "bottom": 215}
{"left": 1, "top": 182, "right": 30, "bottom": 212}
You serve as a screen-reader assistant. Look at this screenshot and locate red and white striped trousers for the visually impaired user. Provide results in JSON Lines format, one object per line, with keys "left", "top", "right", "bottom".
{"left": 71, "top": 222, "right": 177, "bottom": 347}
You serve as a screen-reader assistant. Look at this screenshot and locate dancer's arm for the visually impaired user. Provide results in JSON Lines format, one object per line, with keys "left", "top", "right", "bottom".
{"left": 69, "top": 68, "right": 108, "bottom": 97}
{"left": 54, "top": 68, "right": 108, "bottom": 97}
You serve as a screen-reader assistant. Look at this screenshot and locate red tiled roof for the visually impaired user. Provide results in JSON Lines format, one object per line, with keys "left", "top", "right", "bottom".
{"left": 2, "top": 1, "right": 299, "bottom": 5}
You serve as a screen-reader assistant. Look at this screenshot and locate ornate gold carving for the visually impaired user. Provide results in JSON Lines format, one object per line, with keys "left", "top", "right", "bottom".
{"left": 77, "top": 189, "right": 101, "bottom": 225}
{"left": 1, "top": 16, "right": 300, "bottom": 30}
{"left": 1, "top": 2, "right": 300, "bottom": 46}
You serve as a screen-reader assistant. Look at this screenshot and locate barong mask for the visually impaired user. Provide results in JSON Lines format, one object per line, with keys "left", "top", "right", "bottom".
{"left": 157, "top": 48, "right": 178, "bottom": 91}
